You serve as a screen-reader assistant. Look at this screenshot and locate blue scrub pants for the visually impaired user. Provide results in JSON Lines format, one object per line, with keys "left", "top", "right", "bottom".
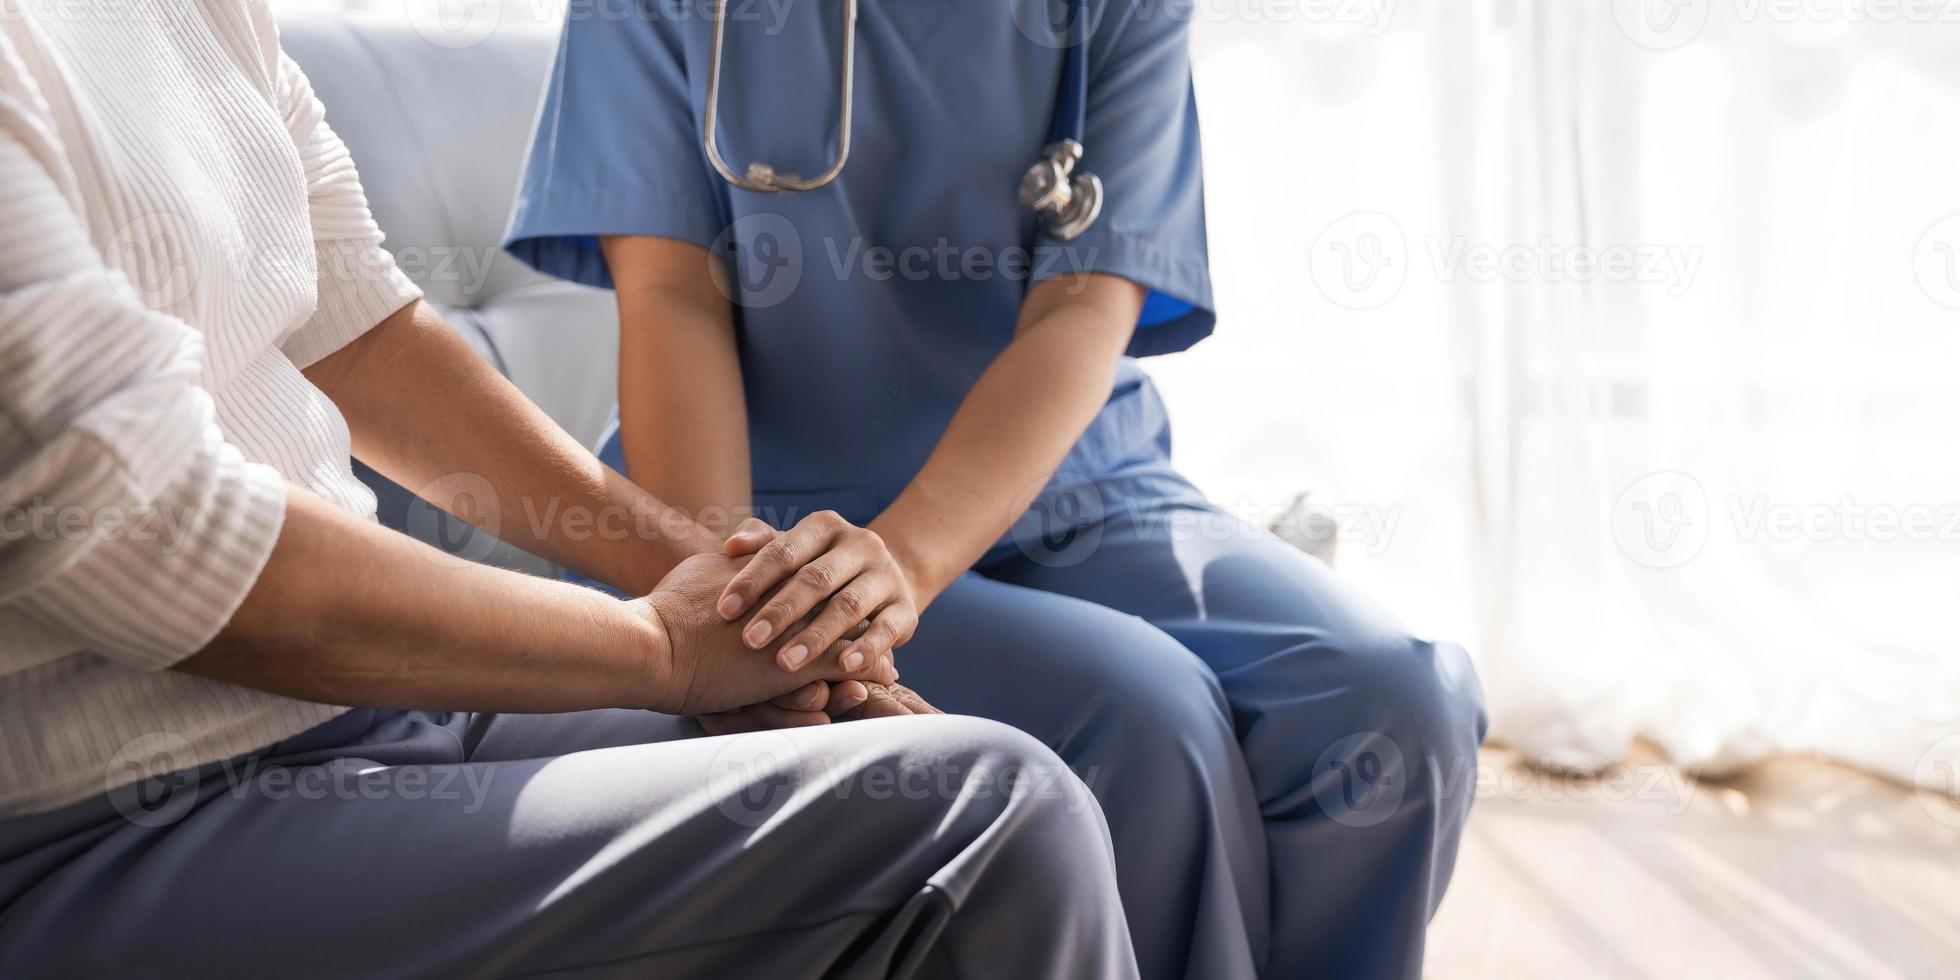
{"left": 894, "top": 463, "right": 1489, "bottom": 980}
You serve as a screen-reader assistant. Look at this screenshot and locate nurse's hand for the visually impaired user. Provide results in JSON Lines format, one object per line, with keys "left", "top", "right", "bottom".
{"left": 647, "top": 552, "right": 899, "bottom": 717}
{"left": 715, "top": 513, "right": 920, "bottom": 675}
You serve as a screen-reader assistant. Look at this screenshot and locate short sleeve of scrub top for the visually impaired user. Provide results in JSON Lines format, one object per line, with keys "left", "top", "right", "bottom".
{"left": 504, "top": 11, "right": 721, "bottom": 289}
{"left": 1030, "top": 0, "right": 1217, "bottom": 359}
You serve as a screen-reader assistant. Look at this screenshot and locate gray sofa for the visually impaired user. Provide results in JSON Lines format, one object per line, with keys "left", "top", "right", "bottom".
{"left": 280, "top": 16, "right": 615, "bottom": 575}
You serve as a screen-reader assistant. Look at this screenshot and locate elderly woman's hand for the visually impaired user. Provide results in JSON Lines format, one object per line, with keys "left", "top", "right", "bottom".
{"left": 644, "top": 552, "right": 899, "bottom": 719}
{"left": 687, "top": 593, "right": 882, "bottom": 734}
{"left": 694, "top": 679, "right": 868, "bottom": 734}
{"left": 694, "top": 679, "right": 940, "bottom": 734}
{"left": 840, "top": 683, "right": 942, "bottom": 720}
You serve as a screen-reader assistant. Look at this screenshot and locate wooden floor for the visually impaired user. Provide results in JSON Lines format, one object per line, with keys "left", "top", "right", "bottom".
{"left": 1426, "top": 748, "right": 1960, "bottom": 979}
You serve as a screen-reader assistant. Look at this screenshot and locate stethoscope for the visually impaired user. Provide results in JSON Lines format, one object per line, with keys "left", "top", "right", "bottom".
{"left": 701, "top": 0, "right": 1103, "bottom": 241}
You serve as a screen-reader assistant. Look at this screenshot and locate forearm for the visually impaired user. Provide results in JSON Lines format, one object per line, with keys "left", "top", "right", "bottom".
{"left": 615, "top": 298, "right": 752, "bottom": 530}
{"left": 179, "top": 484, "right": 669, "bottom": 713}
{"left": 606, "top": 235, "right": 753, "bottom": 532}
{"left": 305, "top": 300, "right": 714, "bottom": 596}
{"left": 871, "top": 277, "right": 1142, "bottom": 603}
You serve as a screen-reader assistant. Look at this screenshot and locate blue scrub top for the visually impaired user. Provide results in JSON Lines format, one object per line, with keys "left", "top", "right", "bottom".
{"left": 506, "top": 0, "right": 1215, "bottom": 528}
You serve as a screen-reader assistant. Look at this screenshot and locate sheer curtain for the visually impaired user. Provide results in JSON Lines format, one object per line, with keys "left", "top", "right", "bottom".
{"left": 1169, "top": 0, "right": 1960, "bottom": 788}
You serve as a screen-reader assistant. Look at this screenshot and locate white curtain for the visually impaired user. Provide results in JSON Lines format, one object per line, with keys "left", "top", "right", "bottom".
{"left": 1169, "top": 0, "right": 1960, "bottom": 789}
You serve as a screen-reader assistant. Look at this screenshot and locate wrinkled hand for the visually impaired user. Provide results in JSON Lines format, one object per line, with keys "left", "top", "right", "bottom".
{"left": 840, "top": 682, "right": 941, "bottom": 720}
{"left": 697, "top": 613, "right": 876, "bottom": 733}
{"left": 646, "top": 552, "right": 898, "bottom": 717}
{"left": 694, "top": 616, "right": 936, "bottom": 732}
{"left": 696, "top": 681, "right": 941, "bottom": 734}
{"left": 695, "top": 678, "right": 864, "bottom": 734}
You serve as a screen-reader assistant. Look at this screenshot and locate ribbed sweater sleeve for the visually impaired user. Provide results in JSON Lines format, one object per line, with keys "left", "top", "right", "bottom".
{"left": 273, "top": 49, "right": 423, "bottom": 369}
{"left": 0, "top": 38, "right": 287, "bottom": 672}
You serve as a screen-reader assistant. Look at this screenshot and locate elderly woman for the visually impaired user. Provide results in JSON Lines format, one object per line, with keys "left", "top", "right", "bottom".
{"left": 0, "top": 3, "right": 1134, "bottom": 976}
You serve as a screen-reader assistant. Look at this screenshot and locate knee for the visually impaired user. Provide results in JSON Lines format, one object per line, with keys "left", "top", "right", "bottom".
{"left": 1353, "top": 631, "right": 1485, "bottom": 760}
{"left": 1288, "top": 629, "right": 1487, "bottom": 822}
{"left": 900, "top": 715, "right": 1115, "bottom": 870}
{"left": 1067, "top": 626, "right": 1240, "bottom": 769}
{"left": 889, "top": 715, "right": 1102, "bottom": 817}
{"left": 896, "top": 713, "right": 1074, "bottom": 772}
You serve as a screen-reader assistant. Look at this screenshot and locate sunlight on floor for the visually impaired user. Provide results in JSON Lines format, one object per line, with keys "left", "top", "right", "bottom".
{"left": 1427, "top": 747, "right": 1960, "bottom": 979}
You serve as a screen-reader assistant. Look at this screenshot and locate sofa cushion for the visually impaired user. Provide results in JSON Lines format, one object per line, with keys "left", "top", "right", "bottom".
{"left": 278, "top": 14, "right": 619, "bottom": 450}
{"left": 279, "top": 15, "right": 622, "bottom": 575}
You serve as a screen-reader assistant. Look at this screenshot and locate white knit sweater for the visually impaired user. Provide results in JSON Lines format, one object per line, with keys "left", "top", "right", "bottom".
{"left": 1, "top": 1, "right": 423, "bottom": 814}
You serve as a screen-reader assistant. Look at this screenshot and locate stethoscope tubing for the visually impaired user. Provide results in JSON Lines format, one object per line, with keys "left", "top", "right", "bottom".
{"left": 702, "top": 0, "right": 858, "bottom": 192}
{"left": 700, "top": 0, "right": 1098, "bottom": 241}
{"left": 1049, "top": 0, "right": 1089, "bottom": 147}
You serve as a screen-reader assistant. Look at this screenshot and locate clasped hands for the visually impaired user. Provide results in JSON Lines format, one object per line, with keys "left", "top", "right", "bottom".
{"left": 643, "top": 510, "right": 939, "bottom": 733}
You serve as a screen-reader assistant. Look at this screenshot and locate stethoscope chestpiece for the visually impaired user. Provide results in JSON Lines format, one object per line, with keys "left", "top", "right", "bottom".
{"left": 1019, "top": 139, "right": 1102, "bottom": 242}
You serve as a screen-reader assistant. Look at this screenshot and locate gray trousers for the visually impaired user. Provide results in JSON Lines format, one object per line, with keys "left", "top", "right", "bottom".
{"left": 0, "top": 709, "right": 1137, "bottom": 978}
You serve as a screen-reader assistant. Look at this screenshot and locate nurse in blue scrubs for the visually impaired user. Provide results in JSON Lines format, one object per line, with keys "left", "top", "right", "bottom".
{"left": 505, "top": 0, "right": 1487, "bottom": 975}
